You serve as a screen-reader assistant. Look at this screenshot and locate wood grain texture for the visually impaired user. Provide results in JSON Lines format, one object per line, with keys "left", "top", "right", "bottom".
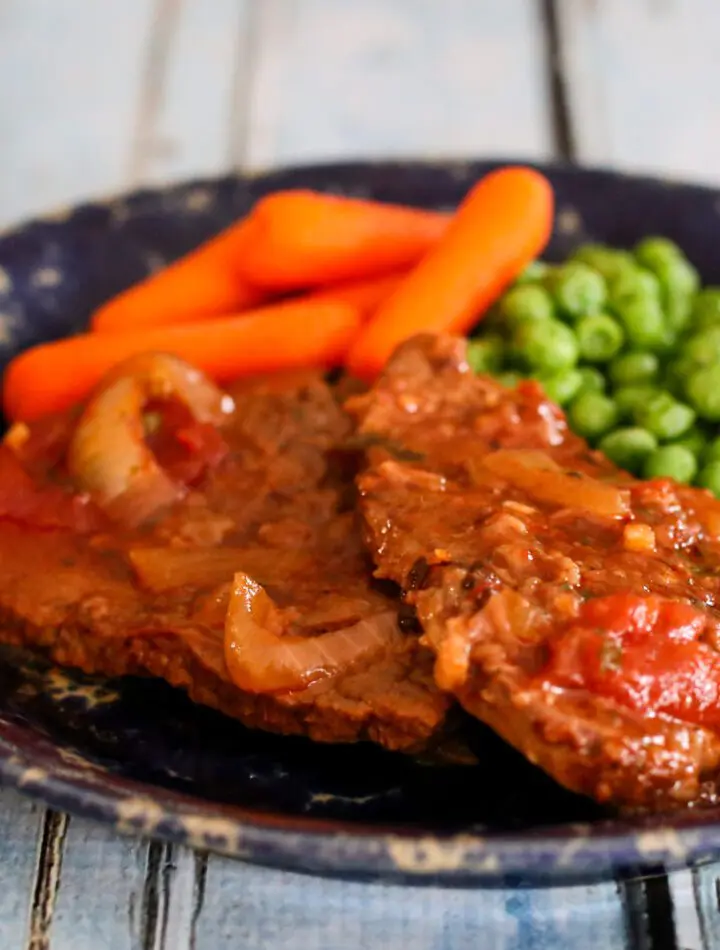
{"left": 243, "top": 0, "right": 554, "bottom": 167}
{"left": 556, "top": 0, "right": 720, "bottom": 183}
{"left": 0, "top": 788, "right": 45, "bottom": 949}
{"left": 0, "top": 0, "right": 155, "bottom": 226}
{"left": 135, "top": 0, "right": 253, "bottom": 186}
{"left": 192, "top": 859, "right": 627, "bottom": 950}
{"left": 48, "top": 820, "right": 149, "bottom": 950}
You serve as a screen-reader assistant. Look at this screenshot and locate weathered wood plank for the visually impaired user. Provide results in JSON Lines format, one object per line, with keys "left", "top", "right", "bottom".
{"left": 192, "top": 858, "right": 627, "bottom": 950}
{"left": 0, "top": 0, "right": 155, "bottom": 227}
{"left": 0, "top": 788, "right": 45, "bottom": 948}
{"left": 556, "top": 0, "right": 720, "bottom": 183}
{"left": 243, "top": 0, "right": 553, "bottom": 168}
{"left": 48, "top": 820, "right": 149, "bottom": 950}
{"left": 134, "top": 0, "right": 253, "bottom": 186}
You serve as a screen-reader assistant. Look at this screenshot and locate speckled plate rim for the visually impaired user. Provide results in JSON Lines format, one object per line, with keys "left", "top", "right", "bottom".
{"left": 4, "top": 158, "right": 720, "bottom": 884}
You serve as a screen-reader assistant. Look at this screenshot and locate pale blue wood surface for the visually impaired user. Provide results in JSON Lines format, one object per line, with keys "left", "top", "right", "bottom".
{"left": 556, "top": 0, "right": 720, "bottom": 184}
{"left": 1, "top": 1, "right": 720, "bottom": 948}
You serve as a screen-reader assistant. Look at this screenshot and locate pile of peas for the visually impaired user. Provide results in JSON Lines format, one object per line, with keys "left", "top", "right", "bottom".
{"left": 467, "top": 237, "right": 720, "bottom": 498}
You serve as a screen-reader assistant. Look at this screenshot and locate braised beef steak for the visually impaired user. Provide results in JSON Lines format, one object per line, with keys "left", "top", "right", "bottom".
{"left": 348, "top": 335, "right": 720, "bottom": 809}
{"left": 0, "top": 370, "right": 448, "bottom": 752}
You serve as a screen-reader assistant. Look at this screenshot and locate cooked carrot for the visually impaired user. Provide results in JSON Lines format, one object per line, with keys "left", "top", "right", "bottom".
{"left": 304, "top": 272, "right": 405, "bottom": 319}
{"left": 346, "top": 167, "right": 554, "bottom": 380}
{"left": 91, "top": 218, "right": 264, "bottom": 333}
{"left": 237, "top": 190, "right": 450, "bottom": 289}
{"left": 5, "top": 300, "right": 360, "bottom": 422}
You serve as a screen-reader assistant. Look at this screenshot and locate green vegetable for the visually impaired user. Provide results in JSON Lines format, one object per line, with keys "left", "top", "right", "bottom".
{"left": 549, "top": 263, "right": 607, "bottom": 320}
{"left": 615, "top": 296, "right": 667, "bottom": 351}
{"left": 513, "top": 319, "right": 579, "bottom": 373}
{"left": 571, "top": 245, "right": 635, "bottom": 281}
{"left": 514, "top": 261, "right": 550, "bottom": 285}
{"left": 670, "top": 426, "right": 707, "bottom": 459}
{"left": 576, "top": 313, "right": 625, "bottom": 362}
{"left": 609, "top": 268, "right": 662, "bottom": 308}
{"left": 598, "top": 427, "right": 658, "bottom": 473}
{"left": 609, "top": 351, "right": 659, "bottom": 388}
{"left": 704, "top": 436, "right": 720, "bottom": 464}
{"left": 467, "top": 335, "right": 504, "bottom": 375}
{"left": 686, "top": 365, "right": 720, "bottom": 421}
{"left": 691, "top": 288, "right": 720, "bottom": 331}
{"left": 537, "top": 368, "right": 583, "bottom": 406}
{"left": 496, "top": 371, "right": 523, "bottom": 389}
{"left": 697, "top": 461, "right": 720, "bottom": 498}
{"left": 576, "top": 366, "right": 606, "bottom": 396}
{"left": 499, "top": 284, "right": 555, "bottom": 328}
{"left": 664, "top": 355, "right": 704, "bottom": 400}
{"left": 681, "top": 326, "right": 720, "bottom": 367}
{"left": 643, "top": 445, "right": 698, "bottom": 484}
{"left": 568, "top": 391, "right": 619, "bottom": 441}
{"left": 614, "top": 385, "right": 662, "bottom": 421}
{"left": 644, "top": 248, "right": 699, "bottom": 335}
{"left": 634, "top": 237, "right": 683, "bottom": 271}
{"left": 634, "top": 392, "right": 696, "bottom": 440}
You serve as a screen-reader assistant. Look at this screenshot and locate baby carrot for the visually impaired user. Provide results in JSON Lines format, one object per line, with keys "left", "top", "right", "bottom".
{"left": 236, "top": 190, "right": 450, "bottom": 289}
{"left": 91, "top": 218, "right": 264, "bottom": 333}
{"left": 5, "top": 300, "right": 360, "bottom": 422}
{"left": 303, "top": 272, "right": 405, "bottom": 319}
{"left": 346, "top": 167, "right": 554, "bottom": 380}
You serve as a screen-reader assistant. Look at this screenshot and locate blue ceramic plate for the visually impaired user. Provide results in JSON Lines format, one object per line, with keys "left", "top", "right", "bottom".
{"left": 3, "top": 160, "right": 720, "bottom": 885}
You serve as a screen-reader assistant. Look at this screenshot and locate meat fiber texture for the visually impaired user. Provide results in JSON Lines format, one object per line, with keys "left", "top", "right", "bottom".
{"left": 348, "top": 334, "right": 720, "bottom": 811}
{"left": 0, "top": 371, "right": 449, "bottom": 753}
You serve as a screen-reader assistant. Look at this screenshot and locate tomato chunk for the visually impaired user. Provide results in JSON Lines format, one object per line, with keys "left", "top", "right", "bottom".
{"left": 546, "top": 593, "right": 720, "bottom": 727}
{"left": 0, "top": 445, "right": 102, "bottom": 532}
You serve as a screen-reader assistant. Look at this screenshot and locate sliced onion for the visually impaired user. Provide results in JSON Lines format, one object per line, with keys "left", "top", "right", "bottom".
{"left": 224, "top": 572, "right": 401, "bottom": 693}
{"left": 129, "top": 546, "right": 311, "bottom": 592}
{"left": 68, "top": 353, "right": 234, "bottom": 526}
{"left": 481, "top": 450, "right": 630, "bottom": 519}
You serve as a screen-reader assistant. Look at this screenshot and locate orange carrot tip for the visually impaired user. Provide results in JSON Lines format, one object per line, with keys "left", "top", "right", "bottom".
{"left": 345, "top": 166, "right": 554, "bottom": 380}
{"left": 236, "top": 190, "right": 451, "bottom": 289}
{"left": 91, "top": 217, "right": 265, "bottom": 334}
{"left": 5, "top": 299, "right": 361, "bottom": 422}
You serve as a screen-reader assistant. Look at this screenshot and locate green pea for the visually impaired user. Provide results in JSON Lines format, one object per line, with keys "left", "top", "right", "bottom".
{"left": 634, "top": 392, "right": 696, "bottom": 440}
{"left": 576, "top": 313, "right": 625, "bottom": 362}
{"left": 671, "top": 426, "right": 707, "bottom": 460}
{"left": 614, "top": 385, "right": 662, "bottom": 421}
{"left": 664, "top": 356, "right": 699, "bottom": 400}
{"left": 513, "top": 319, "right": 579, "bottom": 373}
{"left": 568, "top": 391, "right": 619, "bottom": 441}
{"left": 687, "top": 365, "right": 720, "bottom": 422}
{"left": 467, "top": 335, "right": 505, "bottom": 375}
{"left": 609, "top": 268, "right": 662, "bottom": 308}
{"left": 651, "top": 254, "right": 700, "bottom": 335}
{"left": 537, "top": 368, "right": 583, "bottom": 406}
{"left": 634, "top": 237, "right": 683, "bottom": 271}
{"left": 598, "top": 427, "right": 658, "bottom": 474}
{"left": 514, "top": 261, "right": 550, "bottom": 285}
{"left": 615, "top": 296, "right": 667, "bottom": 351}
{"left": 576, "top": 366, "right": 606, "bottom": 396}
{"left": 681, "top": 327, "right": 720, "bottom": 367}
{"left": 643, "top": 445, "right": 698, "bottom": 484}
{"left": 691, "top": 288, "right": 720, "bottom": 331}
{"left": 549, "top": 263, "right": 607, "bottom": 320}
{"left": 665, "top": 290, "right": 694, "bottom": 335}
{"left": 571, "top": 245, "right": 635, "bottom": 281}
{"left": 704, "top": 436, "right": 720, "bottom": 464}
{"left": 609, "top": 351, "right": 659, "bottom": 388}
{"left": 698, "top": 461, "right": 720, "bottom": 498}
{"left": 496, "top": 371, "right": 523, "bottom": 389}
{"left": 499, "top": 285, "right": 555, "bottom": 328}
{"left": 655, "top": 255, "right": 700, "bottom": 298}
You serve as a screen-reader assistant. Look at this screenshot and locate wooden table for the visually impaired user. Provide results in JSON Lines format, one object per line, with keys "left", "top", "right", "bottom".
{"left": 1, "top": 2, "right": 720, "bottom": 947}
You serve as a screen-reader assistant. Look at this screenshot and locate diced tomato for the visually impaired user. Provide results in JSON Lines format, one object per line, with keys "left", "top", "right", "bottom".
{"left": 546, "top": 593, "right": 720, "bottom": 727}
{"left": 0, "top": 445, "right": 103, "bottom": 532}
